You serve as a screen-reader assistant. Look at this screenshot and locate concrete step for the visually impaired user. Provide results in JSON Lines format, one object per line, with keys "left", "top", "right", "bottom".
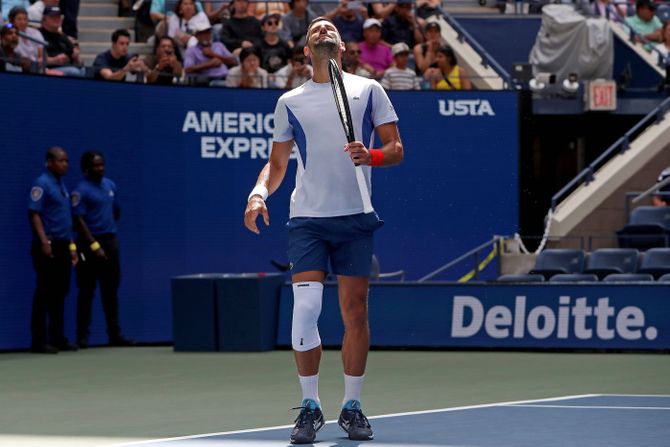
{"left": 79, "top": 3, "right": 119, "bottom": 17}
{"left": 79, "top": 42, "right": 152, "bottom": 57}
{"left": 79, "top": 28, "right": 136, "bottom": 41}
{"left": 78, "top": 16, "right": 135, "bottom": 29}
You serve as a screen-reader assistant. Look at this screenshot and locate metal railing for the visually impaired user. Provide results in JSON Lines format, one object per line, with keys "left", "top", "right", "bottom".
{"left": 550, "top": 95, "right": 670, "bottom": 212}
{"left": 418, "top": 236, "right": 504, "bottom": 282}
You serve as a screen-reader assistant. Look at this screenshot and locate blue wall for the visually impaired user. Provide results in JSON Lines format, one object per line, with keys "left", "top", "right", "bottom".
{"left": 0, "top": 74, "right": 519, "bottom": 349}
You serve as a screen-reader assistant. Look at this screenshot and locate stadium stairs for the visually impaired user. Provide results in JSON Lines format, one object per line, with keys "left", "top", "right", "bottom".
{"left": 78, "top": 0, "right": 152, "bottom": 66}
{"left": 547, "top": 109, "right": 670, "bottom": 250}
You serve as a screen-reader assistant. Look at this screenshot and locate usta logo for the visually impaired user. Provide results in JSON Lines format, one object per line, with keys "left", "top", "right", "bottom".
{"left": 439, "top": 99, "right": 495, "bottom": 116}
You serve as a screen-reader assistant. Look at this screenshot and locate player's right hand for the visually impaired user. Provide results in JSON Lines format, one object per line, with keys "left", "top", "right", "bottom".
{"left": 244, "top": 197, "right": 270, "bottom": 234}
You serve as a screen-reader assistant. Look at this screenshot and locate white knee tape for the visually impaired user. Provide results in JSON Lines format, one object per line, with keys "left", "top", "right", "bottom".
{"left": 292, "top": 281, "right": 323, "bottom": 352}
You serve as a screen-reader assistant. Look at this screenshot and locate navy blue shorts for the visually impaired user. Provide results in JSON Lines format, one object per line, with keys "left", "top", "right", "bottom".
{"left": 287, "top": 212, "right": 384, "bottom": 276}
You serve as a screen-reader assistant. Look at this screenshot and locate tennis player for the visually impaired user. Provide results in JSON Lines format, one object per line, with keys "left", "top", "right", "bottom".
{"left": 244, "top": 17, "right": 403, "bottom": 444}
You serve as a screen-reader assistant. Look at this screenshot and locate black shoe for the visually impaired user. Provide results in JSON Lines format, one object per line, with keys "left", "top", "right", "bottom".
{"left": 56, "top": 342, "right": 79, "bottom": 351}
{"left": 108, "top": 336, "right": 136, "bottom": 347}
{"left": 30, "top": 344, "right": 59, "bottom": 354}
{"left": 338, "top": 400, "right": 374, "bottom": 441}
{"left": 290, "top": 399, "right": 325, "bottom": 444}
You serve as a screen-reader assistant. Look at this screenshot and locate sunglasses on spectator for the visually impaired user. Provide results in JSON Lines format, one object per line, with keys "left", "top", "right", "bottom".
{"left": 265, "top": 20, "right": 279, "bottom": 26}
{"left": 348, "top": 50, "right": 361, "bottom": 54}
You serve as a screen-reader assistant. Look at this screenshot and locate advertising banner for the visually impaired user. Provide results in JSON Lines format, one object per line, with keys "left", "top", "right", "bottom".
{"left": 0, "top": 75, "right": 518, "bottom": 348}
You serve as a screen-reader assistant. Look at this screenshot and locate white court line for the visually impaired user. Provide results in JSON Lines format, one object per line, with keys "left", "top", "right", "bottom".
{"left": 507, "top": 404, "right": 670, "bottom": 411}
{"left": 107, "top": 394, "right": 597, "bottom": 446}
{"left": 593, "top": 393, "right": 670, "bottom": 398}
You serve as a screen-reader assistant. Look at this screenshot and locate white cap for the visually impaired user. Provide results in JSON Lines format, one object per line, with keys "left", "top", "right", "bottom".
{"left": 392, "top": 42, "right": 410, "bottom": 56}
{"left": 192, "top": 16, "right": 212, "bottom": 33}
{"left": 363, "top": 18, "right": 382, "bottom": 30}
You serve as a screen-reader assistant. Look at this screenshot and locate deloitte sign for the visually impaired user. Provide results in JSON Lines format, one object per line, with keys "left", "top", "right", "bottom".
{"left": 451, "top": 295, "right": 658, "bottom": 343}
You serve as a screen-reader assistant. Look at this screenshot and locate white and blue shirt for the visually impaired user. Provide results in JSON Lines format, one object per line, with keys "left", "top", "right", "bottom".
{"left": 273, "top": 72, "right": 398, "bottom": 218}
{"left": 71, "top": 177, "right": 119, "bottom": 235}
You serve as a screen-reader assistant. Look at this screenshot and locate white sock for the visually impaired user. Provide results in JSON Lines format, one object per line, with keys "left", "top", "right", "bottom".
{"left": 343, "top": 374, "right": 365, "bottom": 406}
{"left": 299, "top": 374, "right": 320, "bottom": 406}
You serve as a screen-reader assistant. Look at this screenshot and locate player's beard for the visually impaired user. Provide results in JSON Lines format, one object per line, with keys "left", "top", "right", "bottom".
{"left": 312, "top": 37, "right": 339, "bottom": 60}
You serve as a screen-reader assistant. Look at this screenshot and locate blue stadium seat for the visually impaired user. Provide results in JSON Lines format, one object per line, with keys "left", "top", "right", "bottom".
{"left": 497, "top": 274, "right": 545, "bottom": 283}
{"left": 549, "top": 273, "right": 599, "bottom": 283}
{"left": 617, "top": 206, "right": 670, "bottom": 250}
{"left": 583, "top": 248, "right": 639, "bottom": 280}
{"left": 637, "top": 248, "right": 670, "bottom": 279}
{"left": 657, "top": 4, "right": 670, "bottom": 22}
{"left": 658, "top": 273, "right": 670, "bottom": 282}
{"left": 602, "top": 273, "right": 655, "bottom": 282}
{"left": 530, "top": 249, "right": 585, "bottom": 280}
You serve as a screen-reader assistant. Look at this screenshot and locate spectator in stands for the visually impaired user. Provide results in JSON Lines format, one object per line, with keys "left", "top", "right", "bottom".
{"left": 381, "top": 42, "right": 420, "bottom": 90}
{"left": 359, "top": 18, "right": 392, "bottom": 79}
{"left": 1, "top": 0, "right": 29, "bottom": 22}
{"left": 203, "top": 0, "right": 229, "bottom": 25}
{"left": 653, "top": 167, "right": 670, "bottom": 206}
{"left": 423, "top": 45, "right": 472, "bottom": 90}
{"left": 0, "top": 23, "right": 32, "bottom": 72}
{"left": 60, "top": 0, "right": 80, "bottom": 38}
{"left": 368, "top": 1, "right": 395, "bottom": 20}
{"left": 150, "top": 0, "right": 205, "bottom": 41}
{"left": 220, "top": 0, "right": 263, "bottom": 56}
{"left": 168, "top": 0, "right": 210, "bottom": 51}
{"left": 145, "top": 36, "right": 184, "bottom": 84}
{"left": 184, "top": 21, "right": 236, "bottom": 84}
{"left": 415, "top": 0, "right": 441, "bottom": 21}
{"left": 654, "top": 20, "right": 670, "bottom": 57}
{"left": 39, "top": 6, "right": 85, "bottom": 77}
{"left": 224, "top": 46, "right": 268, "bottom": 87}
{"left": 10, "top": 7, "right": 44, "bottom": 68}
{"left": 273, "top": 45, "right": 312, "bottom": 88}
{"left": 247, "top": 0, "right": 289, "bottom": 21}
{"left": 329, "top": 0, "right": 366, "bottom": 44}
{"left": 27, "top": 0, "right": 58, "bottom": 23}
{"left": 584, "top": 0, "right": 627, "bottom": 19}
{"left": 413, "top": 21, "right": 441, "bottom": 75}
{"left": 343, "top": 40, "right": 373, "bottom": 77}
{"left": 381, "top": 0, "right": 423, "bottom": 48}
{"left": 279, "top": 0, "right": 317, "bottom": 48}
{"left": 259, "top": 13, "right": 291, "bottom": 74}
{"left": 625, "top": 0, "right": 662, "bottom": 44}
{"left": 93, "top": 29, "right": 150, "bottom": 81}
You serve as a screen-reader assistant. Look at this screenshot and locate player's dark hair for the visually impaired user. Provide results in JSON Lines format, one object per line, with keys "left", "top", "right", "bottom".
{"left": 81, "top": 150, "right": 104, "bottom": 173}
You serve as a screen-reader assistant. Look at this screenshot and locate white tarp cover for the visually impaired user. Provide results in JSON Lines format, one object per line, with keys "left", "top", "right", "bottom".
{"left": 529, "top": 4, "right": 613, "bottom": 81}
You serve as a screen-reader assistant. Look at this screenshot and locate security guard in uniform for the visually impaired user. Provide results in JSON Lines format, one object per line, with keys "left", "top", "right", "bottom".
{"left": 28, "top": 146, "right": 79, "bottom": 354}
{"left": 72, "top": 151, "right": 134, "bottom": 348}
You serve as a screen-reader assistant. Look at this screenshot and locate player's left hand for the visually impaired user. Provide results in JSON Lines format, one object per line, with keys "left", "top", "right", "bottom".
{"left": 344, "top": 141, "right": 371, "bottom": 165}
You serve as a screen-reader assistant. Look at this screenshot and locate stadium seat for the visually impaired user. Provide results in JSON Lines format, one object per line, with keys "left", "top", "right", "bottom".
{"left": 637, "top": 248, "right": 670, "bottom": 279}
{"left": 657, "top": 4, "right": 670, "bottom": 22}
{"left": 602, "top": 273, "right": 655, "bottom": 282}
{"left": 658, "top": 273, "right": 670, "bottom": 282}
{"left": 530, "top": 249, "right": 586, "bottom": 280}
{"left": 549, "top": 273, "right": 599, "bottom": 283}
{"left": 617, "top": 206, "right": 670, "bottom": 250}
{"left": 497, "top": 274, "right": 545, "bottom": 282}
{"left": 583, "top": 248, "right": 639, "bottom": 280}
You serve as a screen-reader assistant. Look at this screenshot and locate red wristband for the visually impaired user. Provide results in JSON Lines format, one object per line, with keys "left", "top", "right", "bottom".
{"left": 369, "top": 149, "right": 384, "bottom": 167}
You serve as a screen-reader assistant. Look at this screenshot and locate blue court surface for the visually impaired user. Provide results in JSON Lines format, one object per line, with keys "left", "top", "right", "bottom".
{"left": 114, "top": 394, "right": 670, "bottom": 447}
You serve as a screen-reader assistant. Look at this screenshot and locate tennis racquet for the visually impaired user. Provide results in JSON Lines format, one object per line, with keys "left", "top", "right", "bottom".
{"left": 327, "top": 58, "right": 373, "bottom": 214}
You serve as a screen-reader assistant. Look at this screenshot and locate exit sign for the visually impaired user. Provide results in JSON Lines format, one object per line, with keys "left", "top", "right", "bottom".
{"left": 585, "top": 80, "right": 617, "bottom": 111}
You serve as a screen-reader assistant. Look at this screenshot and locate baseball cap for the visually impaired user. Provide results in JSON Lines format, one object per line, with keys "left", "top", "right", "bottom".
{"left": 192, "top": 17, "right": 212, "bottom": 33}
{"left": 262, "top": 13, "right": 281, "bottom": 24}
{"left": 363, "top": 18, "right": 382, "bottom": 30}
{"left": 43, "top": 6, "right": 62, "bottom": 16}
{"left": 658, "top": 167, "right": 670, "bottom": 193}
{"left": 636, "top": 0, "right": 656, "bottom": 10}
{"left": 392, "top": 42, "right": 410, "bottom": 56}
